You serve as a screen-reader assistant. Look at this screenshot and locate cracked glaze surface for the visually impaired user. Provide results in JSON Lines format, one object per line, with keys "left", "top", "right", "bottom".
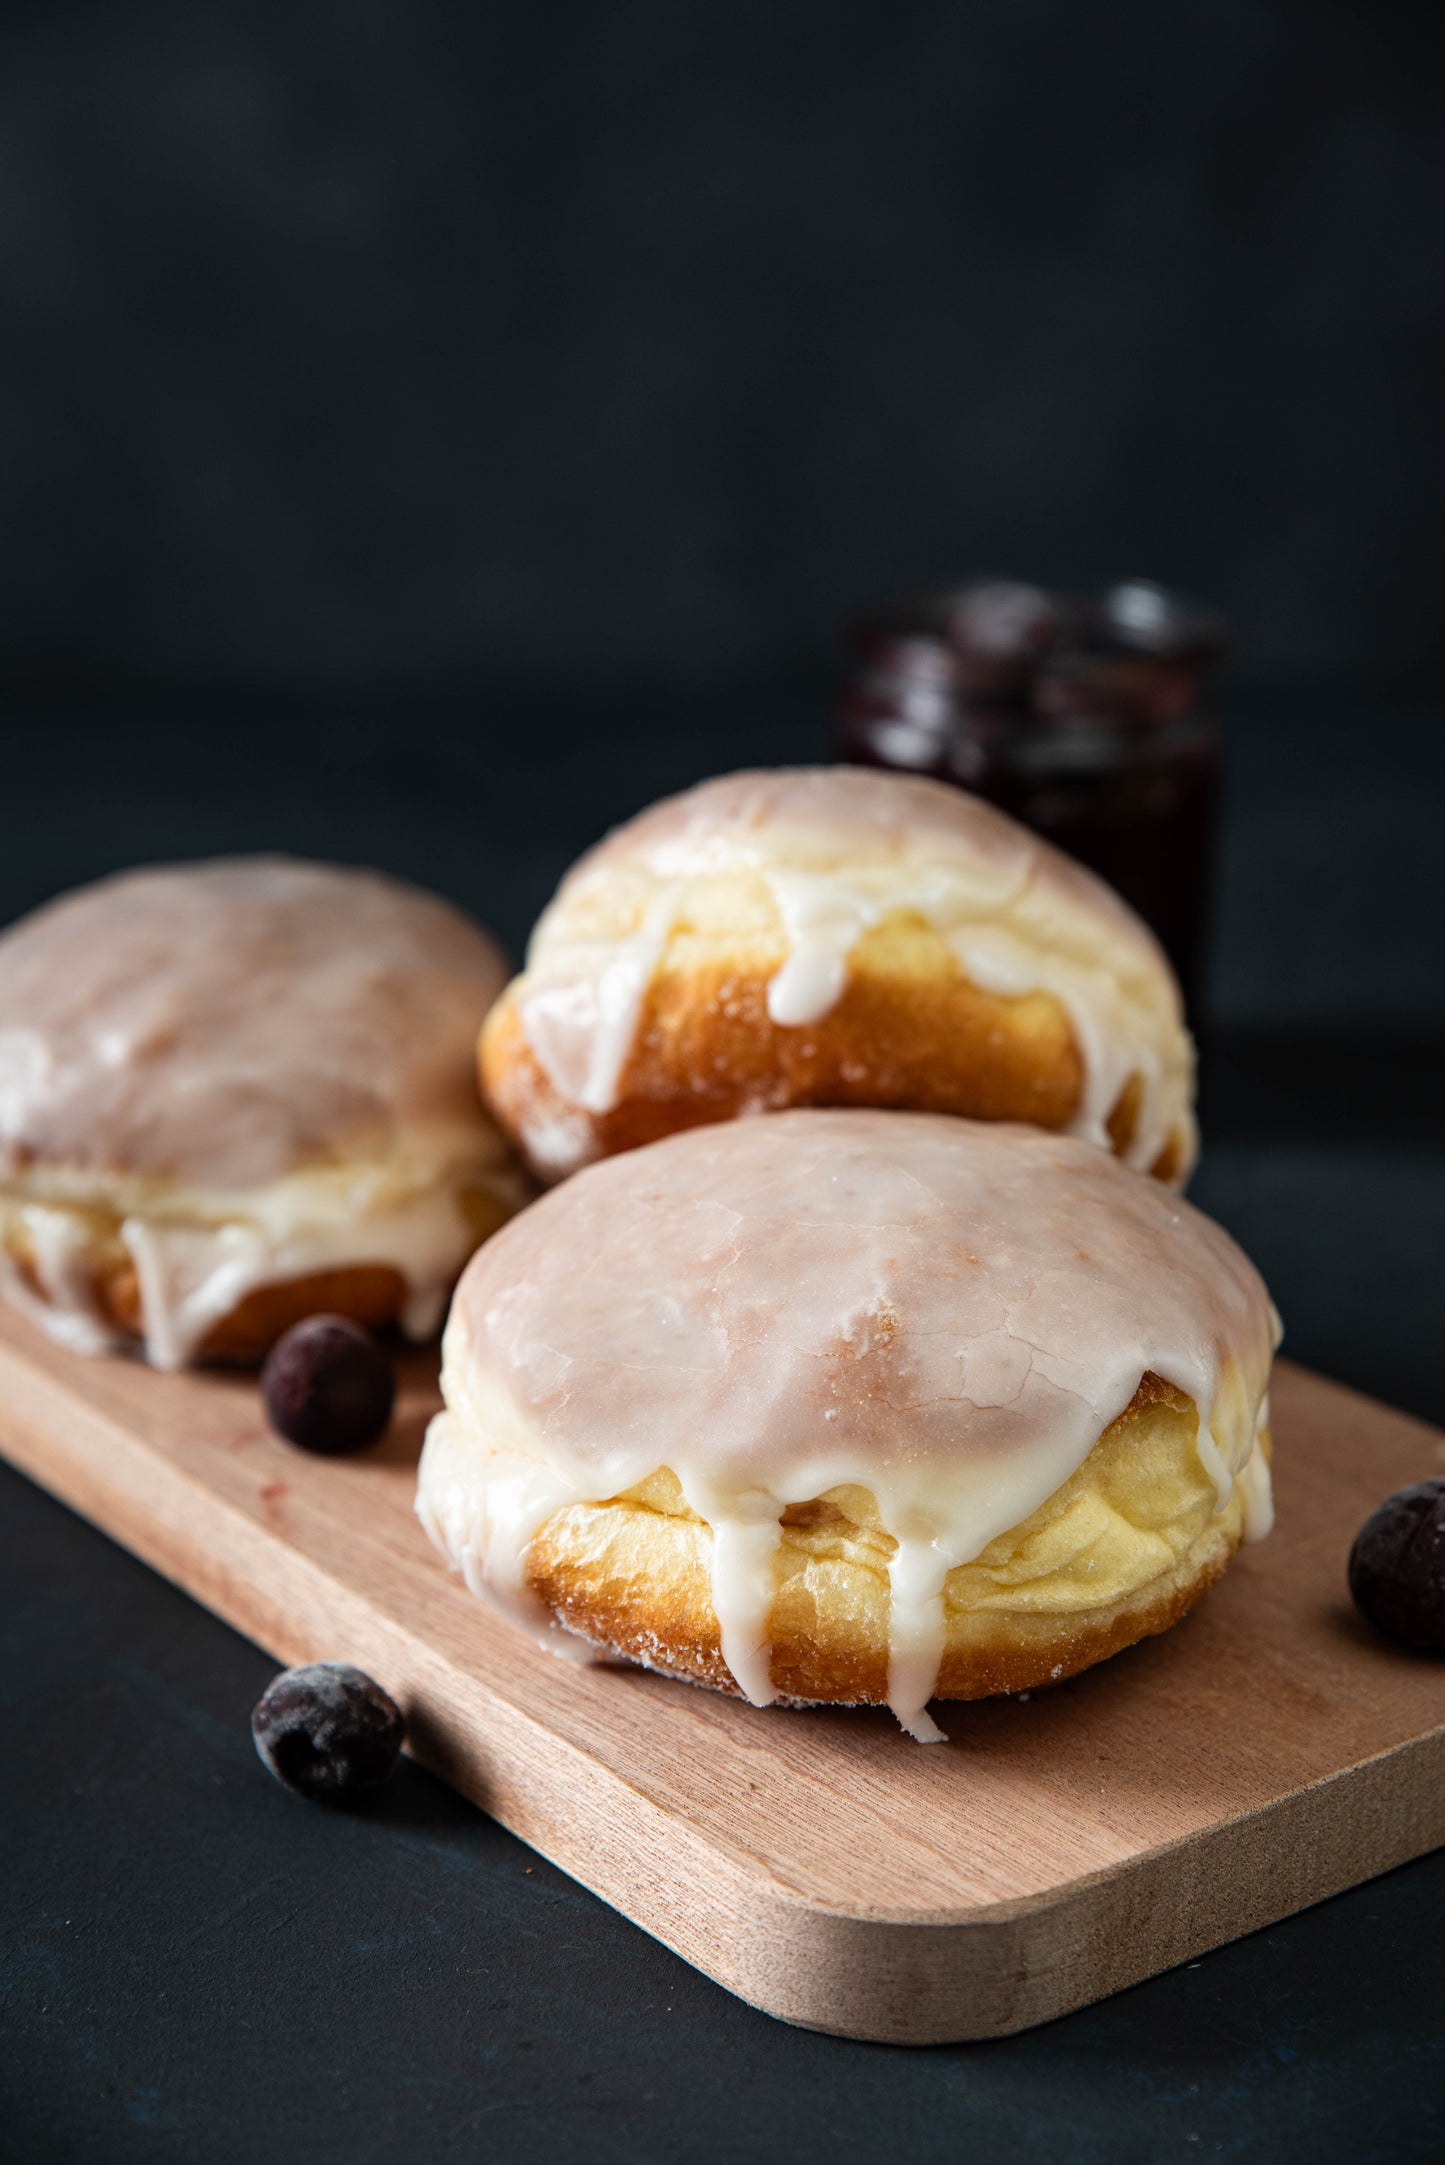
{"left": 514, "top": 767, "right": 1196, "bottom": 1175}
{"left": 419, "top": 1110, "right": 1277, "bottom": 1738}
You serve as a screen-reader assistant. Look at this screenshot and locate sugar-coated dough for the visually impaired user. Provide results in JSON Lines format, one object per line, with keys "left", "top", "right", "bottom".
{"left": 483, "top": 767, "right": 1197, "bottom": 1185}
{"left": 419, "top": 1110, "right": 1277, "bottom": 1739}
{"left": 0, "top": 856, "right": 507, "bottom": 1186}
{"left": 0, "top": 858, "right": 522, "bottom": 1366}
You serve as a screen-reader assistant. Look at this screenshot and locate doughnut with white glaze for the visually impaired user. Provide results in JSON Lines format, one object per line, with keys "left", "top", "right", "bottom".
{"left": 417, "top": 1109, "right": 1278, "bottom": 1740}
{"left": 479, "top": 767, "right": 1197, "bottom": 1186}
{"left": 0, "top": 858, "right": 528, "bottom": 1367}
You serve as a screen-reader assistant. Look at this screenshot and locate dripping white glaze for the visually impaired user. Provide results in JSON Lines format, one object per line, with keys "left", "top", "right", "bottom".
{"left": 762, "top": 869, "right": 946, "bottom": 1027}
{"left": 1240, "top": 1396, "right": 1275, "bottom": 1544}
{"left": 415, "top": 1413, "right": 595, "bottom": 1664}
{"left": 0, "top": 1148, "right": 518, "bottom": 1370}
{"left": 0, "top": 857, "right": 521, "bottom": 1366}
{"left": 118, "top": 1178, "right": 480, "bottom": 1370}
{"left": 691, "top": 1510, "right": 783, "bottom": 1708}
{"left": 417, "top": 1111, "right": 1279, "bottom": 1740}
{"left": 511, "top": 768, "right": 1195, "bottom": 1177}
{"left": 0, "top": 1205, "right": 122, "bottom": 1356}
{"left": 518, "top": 883, "right": 682, "bottom": 1115}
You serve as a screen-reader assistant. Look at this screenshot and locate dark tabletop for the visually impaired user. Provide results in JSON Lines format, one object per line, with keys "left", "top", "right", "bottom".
{"left": 3, "top": 690, "right": 1444, "bottom": 2164}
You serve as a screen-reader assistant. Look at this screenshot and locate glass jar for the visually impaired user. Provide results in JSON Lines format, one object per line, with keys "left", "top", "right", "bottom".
{"left": 836, "top": 579, "right": 1228, "bottom": 1016}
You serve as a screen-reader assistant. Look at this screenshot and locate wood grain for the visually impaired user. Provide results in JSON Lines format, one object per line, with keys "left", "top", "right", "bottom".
{"left": 2, "top": 1303, "right": 1443, "bottom": 2043}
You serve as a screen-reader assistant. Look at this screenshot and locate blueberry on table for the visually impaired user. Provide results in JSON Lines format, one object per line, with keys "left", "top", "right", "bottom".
{"left": 261, "top": 1315, "right": 395, "bottom": 1455}
{"left": 1348, "top": 1480, "right": 1445, "bottom": 1651}
{"left": 251, "top": 1662, "right": 404, "bottom": 1802}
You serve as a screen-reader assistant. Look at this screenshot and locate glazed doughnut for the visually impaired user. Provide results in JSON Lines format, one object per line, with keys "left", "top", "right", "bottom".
{"left": 417, "top": 1110, "right": 1278, "bottom": 1740}
{"left": 479, "top": 766, "right": 1196, "bottom": 1187}
{"left": 0, "top": 858, "right": 528, "bottom": 1368}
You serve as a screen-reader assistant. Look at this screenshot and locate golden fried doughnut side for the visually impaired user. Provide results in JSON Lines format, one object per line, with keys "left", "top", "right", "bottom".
{"left": 520, "top": 1375, "right": 1249, "bottom": 1704}
{"left": 479, "top": 771, "right": 1197, "bottom": 1187}
{"left": 0, "top": 858, "right": 530, "bottom": 1365}
{"left": 0, "top": 1214, "right": 412, "bottom": 1363}
{"left": 0, "top": 1173, "right": 519, "bottom": 1364}
{"left": 481, "top": 911, "right": 1190, "bottom": 1181}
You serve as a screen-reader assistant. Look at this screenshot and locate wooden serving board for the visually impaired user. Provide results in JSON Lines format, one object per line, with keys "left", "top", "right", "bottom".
{"left": 2, "top": 1304, "right": 1443, "bottom": 2045}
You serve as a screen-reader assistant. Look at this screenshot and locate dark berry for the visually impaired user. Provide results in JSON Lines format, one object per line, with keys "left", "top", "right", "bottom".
{"left": 251, "top": 1662, "right": 404, "bottom": 1802}
{"left": 1348, "top": 1480, "right": 1445, "bottom": 1651}
{"left": 261, "top": 1315, "right": 395, "bottom": 1456}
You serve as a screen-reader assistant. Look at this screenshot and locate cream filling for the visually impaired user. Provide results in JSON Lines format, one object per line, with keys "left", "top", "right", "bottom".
{"left": 517, "top": 858, "right": 1192, "bottom": 1176}
{"left": 416, "top": 1335, "right": 1277, "bottom": 1744}
{"left": 1, "top": 1128, "right": 523, "bottom": 1369}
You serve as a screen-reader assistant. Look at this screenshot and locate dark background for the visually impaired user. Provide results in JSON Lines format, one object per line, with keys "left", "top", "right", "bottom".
{"left": 4, "top": 0, "right": 1445, "bottom": 699}
{"left": 3, "top": 5, "right": 1444, "bottom": 2160}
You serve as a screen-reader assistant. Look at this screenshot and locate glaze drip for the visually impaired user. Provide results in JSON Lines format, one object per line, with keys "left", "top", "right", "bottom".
{"left": 417, "top": 1111, "right": 1278, "bottom": 1738}
{"left": 0, "top": 1139, "right": 524, "bottom": 1369}
{"left": 116, "top": 1179, "right": 477, "bottom": 1370}
{"left": 512, "top": 769, "right": 1194, "bottom": 1177}
{"left": 0, "top": 858, "right": 519, "bottom": 1365}
{"left": 0, "top": 1205, "right": 121, "bottom": 1356}
{"left": 519, "top": 884, "right": 682, "bottom": 1114}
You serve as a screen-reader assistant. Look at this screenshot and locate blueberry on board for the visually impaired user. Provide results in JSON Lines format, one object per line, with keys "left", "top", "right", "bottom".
{"left": 251, "top": 1663, "right": 404, "bottom": 1803}
{"left": 261, "top": 1315, "right": 395, "bottom": 1456}
{"left": 1348, "top": 1479, "right": 1445, "bottom": 1651}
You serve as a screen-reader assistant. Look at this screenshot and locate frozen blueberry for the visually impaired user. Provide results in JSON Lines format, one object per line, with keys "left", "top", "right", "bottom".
{"left": 1348, "top": 1480, "right": 1445, "bottom": 1651}
{"left": 251, "top": 1662, "right": 404, "bottom": 1802}
{"left": 261, "top": 1315, "right": 395, "bottom": 1456}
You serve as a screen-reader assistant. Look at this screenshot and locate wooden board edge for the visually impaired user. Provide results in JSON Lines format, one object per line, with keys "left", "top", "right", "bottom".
{"left": 5, "top": 1337, "right": 1445, "bottom": 2043}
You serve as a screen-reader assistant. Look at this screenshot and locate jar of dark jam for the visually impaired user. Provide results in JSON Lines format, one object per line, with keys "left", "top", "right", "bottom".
{"left": 836, "top": 579, "right": 1228, "bottom": 1016}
